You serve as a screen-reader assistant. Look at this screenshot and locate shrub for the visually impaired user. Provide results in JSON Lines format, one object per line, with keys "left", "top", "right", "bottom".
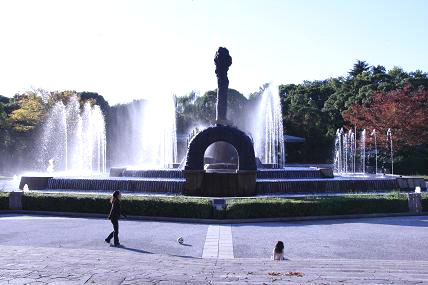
{"left": 226, "top": 193, "right": 409, "bottom": 219}
{"left": 122, "top": 196, "right": 212, "bottom": 219}
{"left": 21, "top": 193, "right": 212, "bottom": 219}
{"left": 422, "top": 193, "right": 428, "bottom": 212}
{"left": 0, "top": 192, "right": 8, "bottom": 210}
{"left": 16, "top": 192, "right": 418, "bottom": 219}
{"left": 22, "top": 193, "right": 110, "bottom": 214}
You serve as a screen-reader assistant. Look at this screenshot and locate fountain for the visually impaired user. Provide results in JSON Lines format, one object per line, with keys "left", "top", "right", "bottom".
{"left": 47, "top": 159, "right": 54, "bottom": 174}
{"left": 360, "top": 129, "right": 366, "bottom": 174}
{"left": 370, "top": 129, "right": 378, "bottom": 174}
{"left": 108, "top": 96, "right": 177, "bottom": 168}
{"left": 38, "top": 96, "right": 107, "bottom": 174}
{"left": 182, "top": 47, "right": 257, "bottom": 196}
{"left": 140, "top": 96, "right": 177, "bottom": 168}
{"left": 387, "top": 128, "right": 394, "bottom": 175}
{"left": 19, "top": 48, "right": 426, "bottom": 195}
{"left": 334, "top": 128, "right": 357, "bottom": 174}
{"left": 251, "top": 83, "right": 286, "bottom": 168}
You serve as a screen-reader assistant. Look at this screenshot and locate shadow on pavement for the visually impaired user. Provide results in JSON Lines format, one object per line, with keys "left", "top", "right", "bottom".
{"left": 169, "top": 254, "right": 199, "bottom": 259}
{"left": 119, "top": 245, "right": 198, "bottom": 259}
{"left": 119, "top": 246, "right": 154, "bottom": 255}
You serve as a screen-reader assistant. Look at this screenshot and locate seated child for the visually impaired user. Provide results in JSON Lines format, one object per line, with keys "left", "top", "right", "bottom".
{"left": 272, "top": 241, "right": 285, "bottom": 260}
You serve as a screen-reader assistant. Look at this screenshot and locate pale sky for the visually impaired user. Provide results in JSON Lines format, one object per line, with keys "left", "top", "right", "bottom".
{"left": 0, "top": 0, "right": 427, "bottom": 105}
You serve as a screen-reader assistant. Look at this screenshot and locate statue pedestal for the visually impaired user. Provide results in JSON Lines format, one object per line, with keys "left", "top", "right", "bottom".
{"left": 19, "top": 176, "right": 52, "bottom": 190}
{"left": 183, "top": 170, "right": 205, "bottom": 196}
{"left": 236, "top": 170, "right": 257, "bottom": 196}
{"left": 183, "top": 169, "right": 256, "bottom": 197}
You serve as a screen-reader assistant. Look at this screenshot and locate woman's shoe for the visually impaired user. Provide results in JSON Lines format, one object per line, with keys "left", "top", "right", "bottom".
{"left": 105, "top": 238, "right": 110, "bottom": 244}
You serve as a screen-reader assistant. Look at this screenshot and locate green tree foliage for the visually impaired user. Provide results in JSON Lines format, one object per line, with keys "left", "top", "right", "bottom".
{"left": 349, "top": 60, "right": 370, "bottom": 77}
{"left": 343, "top": 86, "right": 428, "bottom": 174}
{"left": 279, "top": 80, "right": 336, "bottom": 162}
{"left": 9, "top": 93, "right": 46, "bottom": 132}
{"left": 280, "top": 61, "right": 428, "bottom": 165}
{"left": 80, "top": 91, "right": 110, "bottom": 114}
{"left": 0, "top": 90, "right": 109, "bottom": 174}
{"left": 175, "top": 88, "right": 248, "bottom": 134}
{"left": 0, "top": 60, "right": 427, "bottom": 174}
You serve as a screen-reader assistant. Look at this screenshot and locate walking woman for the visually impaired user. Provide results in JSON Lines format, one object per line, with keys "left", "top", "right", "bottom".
{"left": 105, "top": 190, "right": 126, "bottom": 247}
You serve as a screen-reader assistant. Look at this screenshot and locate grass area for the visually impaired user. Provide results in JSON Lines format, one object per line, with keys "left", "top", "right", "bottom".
{"left": 226, "top": 193, "right": 410, "bottom": 219}
{"left": 21, "top": 192, "right": 213, "bottom": 219}
{"left": 0, "top": 192, "right": 8, "bottom": 210}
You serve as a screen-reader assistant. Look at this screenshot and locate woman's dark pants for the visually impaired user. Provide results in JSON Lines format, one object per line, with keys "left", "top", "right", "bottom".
{"left": 106, "top": 219, "right": 119, "bottom": 245}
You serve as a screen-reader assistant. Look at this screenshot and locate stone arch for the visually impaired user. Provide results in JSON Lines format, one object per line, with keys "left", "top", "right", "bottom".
{"left": 204, "top": 141, "right": 238, "bottom": 165}
{"left": 184, "top": 125, "right": 257, "bottom": 171}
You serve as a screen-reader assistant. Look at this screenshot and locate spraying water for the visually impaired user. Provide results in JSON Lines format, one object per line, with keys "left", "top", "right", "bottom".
{"left": 334, "top": 128, "right": 370, "bottom": 175}
{"left": 360, "top": 129, "right": 366, "bottom": 173}
{"left": 39, "top": 101, "right": 68, "bottom": 171}
{"left": 38, "top": 96, "right": 107, "bottom": 174}
{"left": 334, "top": 128, "right": 343, "bottom": 173}
{"left": 387, "top": 128, "right": 394, "bottom": 175}
{"left": 370, "top": 129, "right": 378, "bottom": 174}
{"left": 140, "top": 95, "right": 177, "bottom": 168}
{"left": 109, "top": 95, "right": 177, "bottom": 169}
{"left": 334, "top": 128, "right": 357, "bottom": 174}
{"left": 252, "top": 83, "right": 285, "bottom": 167}
{"left": 47, "top": 159, "right": 54, "bottom": 173}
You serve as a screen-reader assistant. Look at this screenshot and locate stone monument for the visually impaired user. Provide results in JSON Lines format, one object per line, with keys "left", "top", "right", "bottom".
{"left": 183, "top": 47, "right": 257, "bottom": 197}
{"left": 214, "top": 47, "right": 232, "bottom": 125}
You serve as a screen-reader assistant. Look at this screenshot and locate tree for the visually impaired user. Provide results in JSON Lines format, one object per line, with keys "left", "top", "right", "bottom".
{"left": 343, "top": 86, "right": 428, "bottom": 151}
{"left": 279, "top": 80, "right": 336, "bottom": 162}
{"left": 349, "top": 60, "right": 370, "bottom": 78}
{"left": 79, "top": 91, "right": 110, "bottom": 114}
{"left": 175, "top": 88, "right": 248, "bottom": 134}
{"left": 8, "top": 93, "right": 46, "bottom": 132}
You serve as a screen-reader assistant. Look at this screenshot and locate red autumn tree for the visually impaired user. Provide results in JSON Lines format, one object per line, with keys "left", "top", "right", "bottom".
{"left": 343, "top": 85, "right": 428, "bottom": 151}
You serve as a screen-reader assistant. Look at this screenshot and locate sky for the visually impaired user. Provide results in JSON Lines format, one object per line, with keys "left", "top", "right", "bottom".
{"left": 0, "top": 0, "right": 427, "bottom": 105}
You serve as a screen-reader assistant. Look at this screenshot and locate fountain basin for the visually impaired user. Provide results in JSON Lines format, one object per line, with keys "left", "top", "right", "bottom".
{"left": 19, "top": 176, "right": 53, "bottom": 190}
{"left": 18, "top": 167, "right": 426, "bottom": 197}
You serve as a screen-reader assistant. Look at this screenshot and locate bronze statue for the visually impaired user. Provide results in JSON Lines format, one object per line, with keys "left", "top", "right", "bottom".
{"left": 214, "top": 47, "right": 232, "bottom": 125}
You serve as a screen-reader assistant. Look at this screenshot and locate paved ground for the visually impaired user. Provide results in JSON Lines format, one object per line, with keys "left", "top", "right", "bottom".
{"left": 1, "top": 214, "right": 428, "bottom": 284}
{"left": 1, "top": 245, "right": 428, "bottom": 284}
{"left": 1, "top": 214, "right": 428, "bottom": 260}
{"left": 233, "top": 216, "right": 428, "bottom": 260}
{"left": 0, "top": 215, "right": 208, "bottom": 258}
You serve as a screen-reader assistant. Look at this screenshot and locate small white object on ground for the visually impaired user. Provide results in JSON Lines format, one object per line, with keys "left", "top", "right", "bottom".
{"left": 177, "top": 237, "right": 184, "bottom": 244}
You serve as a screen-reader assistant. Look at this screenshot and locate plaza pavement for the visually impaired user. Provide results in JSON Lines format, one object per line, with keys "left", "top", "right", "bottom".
{"left": 0, "top": 214, "right": 428, "bottom": 284}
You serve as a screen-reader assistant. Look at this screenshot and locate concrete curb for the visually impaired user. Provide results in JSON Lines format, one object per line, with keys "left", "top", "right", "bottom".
{"left": 1, "top": 209, "right": 427, "bottom": 224}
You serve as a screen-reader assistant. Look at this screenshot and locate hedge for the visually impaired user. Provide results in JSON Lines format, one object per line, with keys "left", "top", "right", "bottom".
{"left": 0, "top": 192, "right": 8, "bottom": 210}
{"left": 21, "top": 193, "right": 212, "bottom": 219}
{"left": 226, "top": 193, "right": 410, "bottom": 219}
{"left": 3, "top": 192, "right": 424, "bottom": 219}
{"left": 422, "top": 193, "right": 428, "bottom": 212}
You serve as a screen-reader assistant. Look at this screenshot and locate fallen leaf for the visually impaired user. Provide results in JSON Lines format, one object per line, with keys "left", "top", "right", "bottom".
{"left": 268, "top": 272, "right": 282, "bottom": 276}
{"left": 284, "top": 271, "right": 304, "bottom": 277}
